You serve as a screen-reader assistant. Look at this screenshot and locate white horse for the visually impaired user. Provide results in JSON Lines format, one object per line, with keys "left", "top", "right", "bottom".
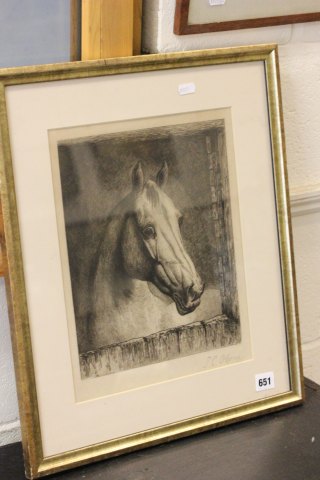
{"left": 82, "top": 162, "right": 223, "bottom": 352}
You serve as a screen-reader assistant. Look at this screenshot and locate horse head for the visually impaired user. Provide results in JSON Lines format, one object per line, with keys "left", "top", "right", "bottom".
{"left": 121, "top": 162, "right": 204, "bottom": 315}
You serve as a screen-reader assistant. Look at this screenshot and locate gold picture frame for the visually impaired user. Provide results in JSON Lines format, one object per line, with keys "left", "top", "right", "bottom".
{"left": 0, "top": 45, "right": 303, "bottom": 478}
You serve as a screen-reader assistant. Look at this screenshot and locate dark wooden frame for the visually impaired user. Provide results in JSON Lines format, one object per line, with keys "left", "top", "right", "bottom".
{"left": 174, "top": 0, "right": 320, "bottom": 35}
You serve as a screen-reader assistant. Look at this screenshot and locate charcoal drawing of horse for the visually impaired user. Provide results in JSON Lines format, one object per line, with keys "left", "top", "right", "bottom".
{"left": 80, "top": 161, "right": 209, "bottom": 352}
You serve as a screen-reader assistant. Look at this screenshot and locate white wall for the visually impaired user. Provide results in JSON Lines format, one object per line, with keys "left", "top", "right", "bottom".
{"left": 1, "top": 0, "right": 320, "bottom": 446}
{"left": 0, "top": 280, "right": 20, "bottom": 445}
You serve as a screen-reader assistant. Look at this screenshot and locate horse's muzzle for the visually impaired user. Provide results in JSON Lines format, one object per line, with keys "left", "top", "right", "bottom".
{"left": 173, "top": 283, "right": 204, "bottom": 316}
{"left": 153, "top": 262, "right": 204, "bottom": 315}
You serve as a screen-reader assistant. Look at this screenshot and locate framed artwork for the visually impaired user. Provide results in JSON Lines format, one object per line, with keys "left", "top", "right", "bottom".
{"left": 0, "top": 45, "right": 303, "bottom": 478}
{"left": 174, "top": 0, "right": 320, "bottom": 35}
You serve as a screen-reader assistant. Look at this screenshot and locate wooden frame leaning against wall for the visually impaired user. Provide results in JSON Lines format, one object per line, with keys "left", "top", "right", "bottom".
{"left": 174, "top": 0, "right": 320, "bottom": 35}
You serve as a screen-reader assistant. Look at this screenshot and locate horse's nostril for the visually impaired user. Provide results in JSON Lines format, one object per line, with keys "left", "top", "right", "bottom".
{"left": 187, "top": 282, "right": 205, "bottom": 302}
{"left": 187, "top": 284, "right": 198, "bottom": 301}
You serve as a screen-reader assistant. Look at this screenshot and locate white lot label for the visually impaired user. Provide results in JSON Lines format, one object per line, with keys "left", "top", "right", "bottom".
{"left": 255, "top": 372, "right": 275, "bottom": 392}
{"left": 209, "top": 0, "right": 226, "bottom": 6}
{"left": 178, "top": 83, "right": 196, "bottom": 95}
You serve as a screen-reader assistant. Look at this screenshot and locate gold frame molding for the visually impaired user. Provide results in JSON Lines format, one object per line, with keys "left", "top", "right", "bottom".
{"left": 0, "top": 45, "right": 303, "bottom": 478}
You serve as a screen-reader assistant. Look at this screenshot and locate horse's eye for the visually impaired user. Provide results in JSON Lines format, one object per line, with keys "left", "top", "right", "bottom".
{"left": 142, "top": 224, "right": 156, "bottom": 239}
{"left": 178, "top": 215, "right": 183, "bottom": 227}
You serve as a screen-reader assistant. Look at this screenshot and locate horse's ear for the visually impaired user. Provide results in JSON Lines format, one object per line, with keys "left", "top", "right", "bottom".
{"left": 156, "top": 162, "right": 168, "bottom": 188}
{"left": 132, "top": 162, "right": 144, "bottom": 193}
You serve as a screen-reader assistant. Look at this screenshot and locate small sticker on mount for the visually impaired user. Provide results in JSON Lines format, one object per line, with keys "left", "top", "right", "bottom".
{"left": 209, "top": 0, "right": 226, "bottom": 6}
{"left": 178, "top": 83, "right": 196, "bottom": 96}
{"left": 255, "top": 372, "right": 275, "bottom": 392}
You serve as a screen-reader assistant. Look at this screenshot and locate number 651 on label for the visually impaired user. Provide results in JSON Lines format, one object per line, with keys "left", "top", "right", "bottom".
{"left": 255, "top": 372, "right": 275, "bottom": 392}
